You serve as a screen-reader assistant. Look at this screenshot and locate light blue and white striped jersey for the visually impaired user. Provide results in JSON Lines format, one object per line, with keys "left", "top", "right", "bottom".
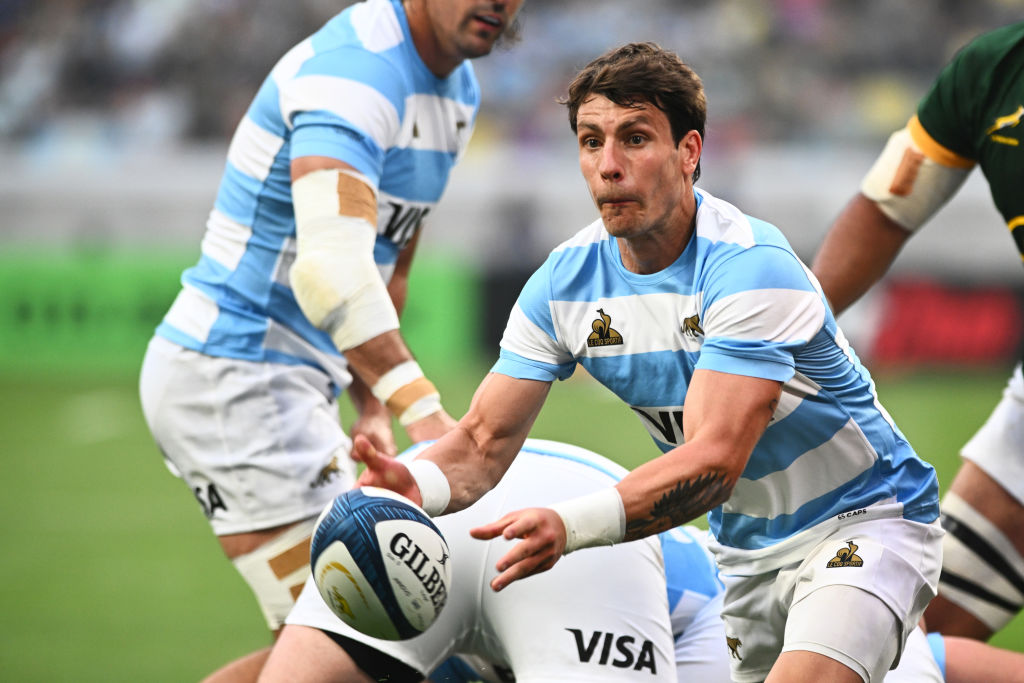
{"left": 155, "top": 0, "right": 479, "bottom": 386}
{"left": 494, "top": 188, "right": 939, "bottom": 559}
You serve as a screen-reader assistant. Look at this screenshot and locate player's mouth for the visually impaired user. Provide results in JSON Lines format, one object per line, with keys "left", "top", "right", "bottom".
{"left": 471, "top": 13, "right": 504, "bottom": 33}
{"left": 599, "top": 197, "right": 637, "bottom": 208}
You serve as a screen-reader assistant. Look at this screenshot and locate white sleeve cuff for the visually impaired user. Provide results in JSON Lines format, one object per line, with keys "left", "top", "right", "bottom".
{"left": 549, "top": 488, "right": 626, "bottom": 554}
{"left": 407, "top": 459, "right": 451, "bottom": 516}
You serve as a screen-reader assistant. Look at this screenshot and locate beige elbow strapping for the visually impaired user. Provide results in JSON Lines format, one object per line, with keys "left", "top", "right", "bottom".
{"left": 290, "top": 168, "right": 399, "bottom": 351}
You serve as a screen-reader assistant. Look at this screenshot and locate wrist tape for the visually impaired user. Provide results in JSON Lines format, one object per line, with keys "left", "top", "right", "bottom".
{"left": 549, "top": 488, "right": 626, "bottom": 554}
{"left": 371, "top": 360, "right": 443, "bottom": 426}
{"left": 407, "top": 459, "right": 451, "bottom": 516}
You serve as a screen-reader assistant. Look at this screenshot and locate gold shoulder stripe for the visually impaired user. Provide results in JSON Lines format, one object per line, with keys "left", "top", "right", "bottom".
{"left": 907, "top": 115, "right": 975, "bottom": 169}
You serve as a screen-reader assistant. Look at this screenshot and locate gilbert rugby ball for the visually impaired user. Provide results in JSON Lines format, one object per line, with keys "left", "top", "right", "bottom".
{"left": 310, "top": 486, "right": 452, "bottom": 640}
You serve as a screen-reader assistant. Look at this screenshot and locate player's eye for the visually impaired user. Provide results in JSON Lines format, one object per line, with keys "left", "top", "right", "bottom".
{"left": 628, "top": 134, "right": 645, "bottom": 145}
{"left": 581, "top": 137, "right": 600, "bottom": 149}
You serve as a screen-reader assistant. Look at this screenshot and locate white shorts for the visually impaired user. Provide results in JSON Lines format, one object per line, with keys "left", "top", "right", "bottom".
{"left": 288, "top": 448, "right": 677, "bottom": 682}
{"left": 961, "top": 362, "right": 1024, "bottom": 505}
{"left": 717, "top": 516, "right": 943, "bottom": 682}
{"left": 139, "top": 335, "right": 356, "bottom": 535}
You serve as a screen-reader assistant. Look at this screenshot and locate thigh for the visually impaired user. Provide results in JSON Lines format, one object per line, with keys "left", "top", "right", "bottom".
{"left": 959, "top": 363, "right": 1024, "bottom": 508}
{"left": 259, "top": 624, "right": 378, "bottom": 683}
{"left": 140, "top": 336, "right": 354, "bottom": 534}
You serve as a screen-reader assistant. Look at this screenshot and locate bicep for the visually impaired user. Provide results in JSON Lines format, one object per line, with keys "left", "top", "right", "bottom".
{"left": 812, "top": 193, "right": 911, "bottom": 315}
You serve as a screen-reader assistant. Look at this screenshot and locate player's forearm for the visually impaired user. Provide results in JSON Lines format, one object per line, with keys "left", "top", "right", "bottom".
{"left": 417, "top": 373, "right": 550, "bottom": 514}
{"left": 618, "top": 445, "right": 736, "bottom": 541}
{"left": 812, "top": 193, "right": 911, "bottom": 315}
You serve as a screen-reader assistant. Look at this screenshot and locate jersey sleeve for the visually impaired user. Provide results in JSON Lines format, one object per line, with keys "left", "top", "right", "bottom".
{"left": 696, "top": 245, "right": 825, "bottom": 382}
{"left": 283, "top": 48, "right": 406, "bottom": 185}
{"left": 491, "top": 259, "right": 577, "bottom": 382}
{"left": 915, "top": 34, "right": 990, "bottom": 164}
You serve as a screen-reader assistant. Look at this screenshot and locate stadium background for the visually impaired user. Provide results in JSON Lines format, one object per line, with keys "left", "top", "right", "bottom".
{"left": 2, "top": 1, "right": 1023, "bottom": 679}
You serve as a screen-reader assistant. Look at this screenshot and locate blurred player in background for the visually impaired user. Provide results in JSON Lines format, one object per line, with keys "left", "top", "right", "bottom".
{"left": 138, "top": 0, "right": 523, "bottom": 679}
{"left": 811, "top": 22, "right": 1024, "bottom": 642}
{"left": 357, "top": 43, "right": 944, "bottom": 682}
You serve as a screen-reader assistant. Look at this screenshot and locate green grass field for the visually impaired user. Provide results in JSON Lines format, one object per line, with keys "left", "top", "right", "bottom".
{"left": 2, "top": 362, "right": 1022, "bottom": 681}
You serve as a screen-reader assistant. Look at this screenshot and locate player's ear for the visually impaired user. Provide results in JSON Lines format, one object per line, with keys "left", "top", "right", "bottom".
{"left": 679, "top": 130, "right": 701, "bottom": 179}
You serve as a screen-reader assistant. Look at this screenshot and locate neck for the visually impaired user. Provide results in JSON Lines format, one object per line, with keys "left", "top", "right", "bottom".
{"left": 617, "top": 220, "right": 695, "bottom": 274}
{"left": 617, "top": 190, "right": 698, "bottom": 274}
{"left": 404, "top": 0, "right": 460, "bottom": 77}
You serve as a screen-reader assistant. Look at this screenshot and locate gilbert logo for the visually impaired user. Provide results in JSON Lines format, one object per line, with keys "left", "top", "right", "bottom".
{"left": 566, "top": 629, "right": 657, "bottom": 674}
{"left": 587, "top": 308, "right": 623, "bottom": 347}
{"left": 826, "top": 541, "right": 864, "bottom": 568}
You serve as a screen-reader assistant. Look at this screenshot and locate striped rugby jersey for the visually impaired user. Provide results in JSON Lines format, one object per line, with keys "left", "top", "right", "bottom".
{"left": 156, "top": 0, "right": 479, "bottom": 385}
{"left": 494, "top": 189, "right": 939, "bottom": 554}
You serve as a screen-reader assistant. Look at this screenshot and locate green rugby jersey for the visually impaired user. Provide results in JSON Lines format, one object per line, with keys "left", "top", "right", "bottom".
{"left": 912, "top": 21, "right": 1024, "bottom": 260}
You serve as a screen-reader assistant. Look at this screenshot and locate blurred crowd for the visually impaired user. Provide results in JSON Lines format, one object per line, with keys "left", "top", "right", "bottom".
{"left": 1, "top": 0, "right": 1022, "bottom": 157}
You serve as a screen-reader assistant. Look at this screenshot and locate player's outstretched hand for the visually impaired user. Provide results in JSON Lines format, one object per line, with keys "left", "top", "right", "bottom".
{"left": 470, "top": 507, "right": 567, "bottom": 592}
{"left": 352, "top": 434, "right": 421, "bottom": 506}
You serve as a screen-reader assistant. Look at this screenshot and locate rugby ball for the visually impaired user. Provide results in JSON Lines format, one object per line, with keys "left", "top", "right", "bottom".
{"left": 310, "top": 486, "right": 452, "bottom": 640}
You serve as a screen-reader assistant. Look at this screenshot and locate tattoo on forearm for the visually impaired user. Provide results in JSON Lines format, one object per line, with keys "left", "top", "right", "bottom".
{"left": 625, "top": 472, "right": 730, "bottom": 540}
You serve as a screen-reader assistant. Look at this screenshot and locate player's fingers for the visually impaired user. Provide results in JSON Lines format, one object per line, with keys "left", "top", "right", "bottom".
{"left": 469, "top": 513, "right": 517, "bottom": 540}
{"left": 351, "top": 434, "right": 378, "bottom": 465}
{"left": 490, "top": 550, "right": 556, "bottom": 592}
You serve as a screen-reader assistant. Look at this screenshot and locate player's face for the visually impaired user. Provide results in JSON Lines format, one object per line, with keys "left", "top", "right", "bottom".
{"left": 426, "top": 0, "right": 522, "bottom": 61}
{"left": 576, "top": 95, "right": 695, "bottom": 244}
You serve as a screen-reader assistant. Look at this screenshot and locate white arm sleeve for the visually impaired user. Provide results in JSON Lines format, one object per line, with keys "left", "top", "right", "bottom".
{"left": 860, "top": 127, "right": 973, "bottom": 232}
{"left": 290, "top": 168, "right": 399, "bottom": 351}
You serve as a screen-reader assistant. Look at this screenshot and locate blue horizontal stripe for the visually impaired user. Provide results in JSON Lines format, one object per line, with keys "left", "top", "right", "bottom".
{"left": 711, "top": 468, "right": 891, "bottom": 549}
{"left": 248, "top": 78, "right": 287, "bottom": 138}
{"left": 378, "top": 147, "right": 455, "bottom": 202}
{"left": 298, "top": 46, "right": 408, "bottom": 115}
{"left": 214, "top": 162, "right": 264, "bottom": 226}
{"left": 702, "top": 244, "right": 816, "bottom": 303}
{"left": 290, "top": 116, "right": 384, "bottom": 182}
{"left": 492, "top": 349, "right": 573, "bottom": 382}
{"left": 581, "top": 349, "right": 696, "bottom": 406}
{"left": 741, "top": 403, "right": 852, "bottom": 480}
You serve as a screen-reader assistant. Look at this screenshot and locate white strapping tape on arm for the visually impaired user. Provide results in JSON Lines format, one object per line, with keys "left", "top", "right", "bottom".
{"left": 371, "top": 360, "right": 444, "bottom": 425}
{"left": 549, "top": 488, "right": 626, "bottom": 554}
{"left": 408, "top": 458, "right": 451, "bottom": 516}
{"left": 290, "top": 168, "right": 399, "bottom": 351}
{"left": 860, "top": 126, "right": 972, "bottom": 232}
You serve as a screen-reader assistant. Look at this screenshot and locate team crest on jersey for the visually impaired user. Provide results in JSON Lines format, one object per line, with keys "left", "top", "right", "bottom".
{"left": 585, "top": 309, "right": 622, "bottom": 348}
{"left": 587, "top": 308, "right": 623, "bottom": 347}
{"left": 726, "top": 636, "right": 742, "bottom": 660}
{"left": 986, "top": 104, "right": 1024, "bottom": 146}
{"left": 310, "top": 456, "right": 341, "bottom": 489}
{"left": 826, "top": 541, "right": 864, "bottom": 568}
{"left": 681, "top": 313, "right": 703, "bottom": 338}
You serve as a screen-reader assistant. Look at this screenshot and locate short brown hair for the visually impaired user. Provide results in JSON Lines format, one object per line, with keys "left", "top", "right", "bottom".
{"left": 563, "top": 42, "right": 706, "bottom": 181}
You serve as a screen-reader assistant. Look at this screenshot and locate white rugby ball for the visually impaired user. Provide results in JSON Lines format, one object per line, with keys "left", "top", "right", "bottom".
{"left": 310, "top": 486, "right": 452, "bottom": 640}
